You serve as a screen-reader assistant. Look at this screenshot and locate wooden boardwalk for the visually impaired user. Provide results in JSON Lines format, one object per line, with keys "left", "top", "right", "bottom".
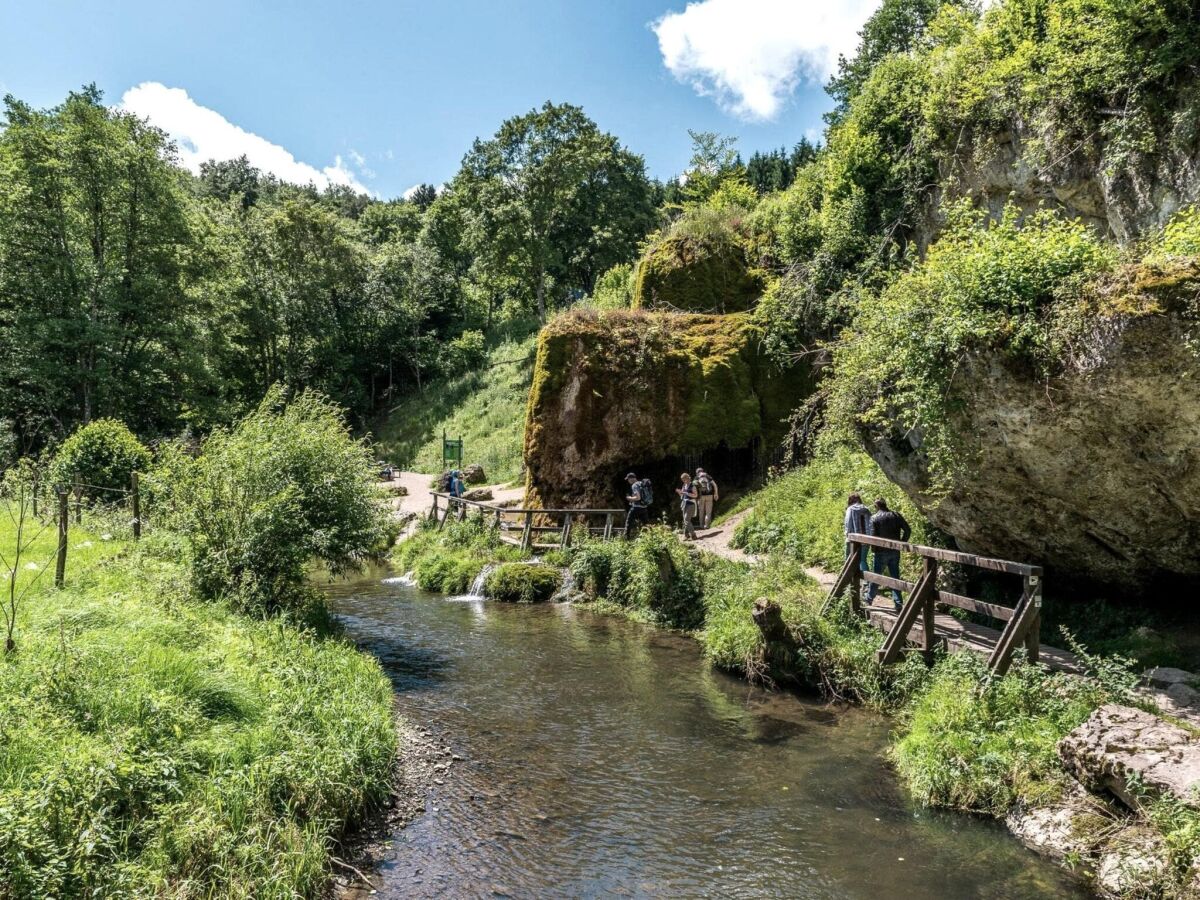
{"left": 825, "top": 534, "right": 1080, "bottom": 676}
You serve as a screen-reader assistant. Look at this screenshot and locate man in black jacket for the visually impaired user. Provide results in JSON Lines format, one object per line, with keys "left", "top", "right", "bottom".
{"left": 867, "top": 498, "right": 911, "bottom": 609}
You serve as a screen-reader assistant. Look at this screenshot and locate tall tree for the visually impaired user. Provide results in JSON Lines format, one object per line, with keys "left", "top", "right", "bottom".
{"left": 452, "top": 102, "right": 654, "bottom": 319}
{"left": 0, "top": 86, "right": 204, "bottom": 444}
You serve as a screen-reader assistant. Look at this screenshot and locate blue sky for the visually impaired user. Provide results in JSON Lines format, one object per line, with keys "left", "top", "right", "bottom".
{"left": 0, "top": 0, "right": 878, "bottom": 199}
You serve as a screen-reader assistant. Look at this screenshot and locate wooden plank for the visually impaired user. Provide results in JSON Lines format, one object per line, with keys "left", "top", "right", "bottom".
{"left": 560, "top": 515, "right": 573, "bottom": 550}
{"left": 921, "top": 559, "right": 938, "bottom": 663}
{"left": 846, "top": 533, "right": 1040, "bottom": 576}
{"left": 849, "top": 542, "right": 864, "bottom": 619}
{"left": 603, "top": 513, "right": 613, "bottom": 541}
{"left": 862, "top": 574, "right": 1016, "bottom": 622}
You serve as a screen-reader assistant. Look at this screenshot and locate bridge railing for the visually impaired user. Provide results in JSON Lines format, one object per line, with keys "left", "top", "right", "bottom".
{"left": 428, "top": 492, "right": 626, "bottom": 552}
{"left": 824, "top": 534, "right": 1043, "bottom": 676}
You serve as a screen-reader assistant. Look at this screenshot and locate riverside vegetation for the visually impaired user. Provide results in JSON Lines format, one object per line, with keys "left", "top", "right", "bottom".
{"left": 0, "top": 393, "right": 398, "bottom": 899}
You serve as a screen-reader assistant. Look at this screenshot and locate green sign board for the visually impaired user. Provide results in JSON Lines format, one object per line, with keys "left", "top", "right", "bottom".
{"left": 442, "top": 432, "right": 463, "bottom": 468}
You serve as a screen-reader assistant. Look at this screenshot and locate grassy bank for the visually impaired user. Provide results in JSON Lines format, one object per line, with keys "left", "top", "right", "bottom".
{"left": 376, "top": 323, "right": 538, "bottom": 483}
{"left": 0, "top": 490, "right": 398, "bottom": 897}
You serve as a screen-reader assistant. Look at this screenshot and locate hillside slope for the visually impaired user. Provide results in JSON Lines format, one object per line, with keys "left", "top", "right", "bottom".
{"left": 375, "top": 325, "right": 537, "bottom": 483}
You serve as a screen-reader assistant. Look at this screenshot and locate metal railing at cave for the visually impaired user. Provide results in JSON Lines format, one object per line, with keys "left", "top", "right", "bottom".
{"left": 428, "top": 492, "right": 627, "bottom": 552}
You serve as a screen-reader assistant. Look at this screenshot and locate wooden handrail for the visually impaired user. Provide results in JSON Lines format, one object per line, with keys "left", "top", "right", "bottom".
{"left": 828, "top": 534, "right": 1044, "bottom": 675}
{"left": 846, "top": 532, "right": 1041, "bottom": 577}
{"left": 429, "top": 491, "right": 624, "bottom": 516}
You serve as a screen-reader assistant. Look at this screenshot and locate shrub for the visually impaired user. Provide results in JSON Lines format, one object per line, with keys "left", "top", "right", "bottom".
{"left": 49, "top": 418, "right": 151, "bottom": 496}
{"left": 392, "top": 517, "right": 520, "bottom": 593}
{"left": 485, "top": 562, "right": 561, "bottom": 603}
{"left": 444, "top": 329, "right": 487, "bottom": 375}
{"left": 829, "top": 202, "right": 1116, "bottom": 487}
{"left": 591, "top": 262, "right": 635, "bottom": 309}
{"left": 177, "top": 388, "right": 386, "bottom": 615}
{"left": 568, "top": 526, "right": 703, "bottom": 628}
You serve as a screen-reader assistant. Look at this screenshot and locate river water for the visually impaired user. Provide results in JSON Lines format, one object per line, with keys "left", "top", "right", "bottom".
{"left": 327, "top": 573, "right": 1088, "bottom": 899}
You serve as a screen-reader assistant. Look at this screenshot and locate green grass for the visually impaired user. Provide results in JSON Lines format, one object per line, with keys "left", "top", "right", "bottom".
{"left": 0, "top": 509, "right": 397, "bottom": 899}
{"left": 375, "top": 322, "right": 539, "bottom": 483}
{"left": 728, "top": 445, "right": 931, "bottom": 572}
{"left": 484, "top": 562, "right": 561, "bottom": 603}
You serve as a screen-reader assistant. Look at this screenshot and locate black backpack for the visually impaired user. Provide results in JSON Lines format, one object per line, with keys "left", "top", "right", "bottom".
{"left": 439, "top": 472, "right": 453, "bottom": 493}
{"left": 639, "top": 478, "right": 654, "bottom": 506}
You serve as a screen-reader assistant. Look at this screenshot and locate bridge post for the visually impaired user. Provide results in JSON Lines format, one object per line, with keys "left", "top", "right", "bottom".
{"left": 520, "top": 511, "right": 533, "bottom": 552}
{"left": 921, "top": 558, "right": 938, "bottom": 664}
{"left": 603, "top": 513, "right": 614, "bottom": 541}
{"left": 560, "top": 514, "right": 573, "bottom": 550}
{"left": 1023, "top": 573, "right": 1041, "bottom": 664}
{"left": 850, "top": 542, "right": 864, "bottom": 618}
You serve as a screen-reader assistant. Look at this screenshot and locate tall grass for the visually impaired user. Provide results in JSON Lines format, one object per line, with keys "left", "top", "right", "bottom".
{"left": 377, "top": 323, "right": 538, "bottom": 483}
{"left": 0, "top": 513, "right": 397, "bottom": 898}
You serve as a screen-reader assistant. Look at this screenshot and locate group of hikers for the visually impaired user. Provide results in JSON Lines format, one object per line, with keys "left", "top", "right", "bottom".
{"left": 623, "top": 468, "right": 719, "bottom": 539}
{"left": 844, "top": 493, "right": 912, "bottom": 609}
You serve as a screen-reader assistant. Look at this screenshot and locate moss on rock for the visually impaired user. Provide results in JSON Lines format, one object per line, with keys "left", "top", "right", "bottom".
{"left": 524, "top": 309, "right": 813, "bottom": 509}
{"left": 632, "top": 234, "right": 765, "bottom": 313}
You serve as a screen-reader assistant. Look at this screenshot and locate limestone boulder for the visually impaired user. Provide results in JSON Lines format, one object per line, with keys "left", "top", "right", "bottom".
{"left": 865, "top": 262, "right": 1200, "bottom": 595}
{"left": 463, "top": 464, "right": 486, "bottom": 485}
{"left": 1058, "top": 704, "right": 1200, "bottom": 810}
{"left": 463, "top": 487, "right": 493, "bottom": 502}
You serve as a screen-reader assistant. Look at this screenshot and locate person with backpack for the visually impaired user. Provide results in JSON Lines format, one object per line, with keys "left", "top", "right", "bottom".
{"left": 844, "top": 492, "right": 871, "bottom": 573}
{"left": 624, "top": 472, "right": 650, "bottom": 538}
{"left": 694, "top": 468, "right": 719, "bottom": 529}
{"left": 676, "top": 473, "right": 698, "bottom": 540}
{"left": 867, "top": 498, "right": 912, "bottom": 609}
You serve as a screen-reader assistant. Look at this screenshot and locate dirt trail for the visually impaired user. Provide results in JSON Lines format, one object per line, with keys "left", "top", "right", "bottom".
{"left": 690, "top": 508, "right": 837, "bottom": 589}
{"left": 385, "top": 471, "right": 524, "bottom": 519}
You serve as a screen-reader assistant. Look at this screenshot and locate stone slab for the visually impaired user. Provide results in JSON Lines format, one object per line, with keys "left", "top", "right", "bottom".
{"left": 1058, "top": 704, "right": 1200, "bottom": 810}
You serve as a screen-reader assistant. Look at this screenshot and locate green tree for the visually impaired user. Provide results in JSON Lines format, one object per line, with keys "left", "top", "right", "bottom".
{"left": 452, "top": 102, "right": 654, "bottom": 319}
{"left": 682, "top": 130, "right": 743, "bottom": 204}
{"left": 0, "top": 86, "right": 206, "bottom": 444}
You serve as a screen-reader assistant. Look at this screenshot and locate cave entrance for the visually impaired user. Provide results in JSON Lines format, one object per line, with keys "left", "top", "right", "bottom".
{"left": 611, "top": 439, "right": 772, "bottom": 528}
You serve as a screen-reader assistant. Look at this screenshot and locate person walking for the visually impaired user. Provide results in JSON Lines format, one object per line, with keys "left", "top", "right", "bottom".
{"left": 624, "top": 472, "right": 649, "bottom": 538}
{"left": 843, "top": 492, "right": 871, "bottom": 573}
{"left": 695, "top": 468, "right": 719, "bottom": 529}
{"left": 676, "top": 473, "right": 698, "bottom": 539}
{"left": 867, "top": 498, "right": 912, "bottom": 609}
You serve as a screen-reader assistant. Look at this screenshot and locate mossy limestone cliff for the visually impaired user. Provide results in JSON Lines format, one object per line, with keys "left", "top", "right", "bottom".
{"left": 867, "top": 261, "right": 1200, "bottom": 594}
{"left": 524, "top": 309, "right": 811, "bottom": 510}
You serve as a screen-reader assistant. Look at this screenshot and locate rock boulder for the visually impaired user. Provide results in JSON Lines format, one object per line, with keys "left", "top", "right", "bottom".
{"left": 1058, "top": 704, "right": 1200, "bottom": 810}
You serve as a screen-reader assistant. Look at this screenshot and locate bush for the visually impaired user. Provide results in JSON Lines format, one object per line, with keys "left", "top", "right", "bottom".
{"left": 485, "top": 562, "right": 561, "bottom": 603}
{"left": 444, "top": 329, "right": 487, "bottom": 375}
{"left": 830, "top": 203, "right": 1116, "bottom": 487}
{"left": 392, "top": 517, "right": 521, "bottom": 594}
{"left": 49, "top": 418, "right": 151, "bottom": 496}
{"left": 177, "top": 388, "right": 386, "bottom": 614}
{"left": 590, "top": 262, "right": 635, "bottom": 309}
{"left": 568, "top": 526, "right": 704, "bottom": 628}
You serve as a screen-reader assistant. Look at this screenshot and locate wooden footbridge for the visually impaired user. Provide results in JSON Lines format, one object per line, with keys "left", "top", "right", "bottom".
{"left": 429, "top": 492, "right": 626, "bottom": 552}
{"left": 824, "top": 534, "right": 1080, "bottom": 676}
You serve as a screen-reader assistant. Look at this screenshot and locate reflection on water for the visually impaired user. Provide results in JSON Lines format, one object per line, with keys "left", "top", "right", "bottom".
{"left": 326, "top": 574, "right": 1088, "bottom": 899}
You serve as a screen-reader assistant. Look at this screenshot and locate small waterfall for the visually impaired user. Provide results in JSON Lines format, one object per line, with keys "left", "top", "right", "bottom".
{"left": 466, "top": 563, "right": 497, "bottom": 599}
{"left": 382, "top": 570, "right": 417, "bottom": 586}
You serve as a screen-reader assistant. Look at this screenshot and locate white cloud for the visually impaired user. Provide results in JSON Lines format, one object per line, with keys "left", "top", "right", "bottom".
{"left": 653, "top": 0, "right": 880, "bottom": 121}
{"left": 119, "top": 82, "right": 371, "bottom": 193}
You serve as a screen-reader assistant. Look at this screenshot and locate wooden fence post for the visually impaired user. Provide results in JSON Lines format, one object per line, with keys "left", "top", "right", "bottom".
{"left": 603, "top": 513, "right": 614, "bottom": 541}
{"left": 72, "top": 474, "right": 82, "bottom": 525}
{"left": 131, "top": 471, "right": 141, "bottom": 540}
{"left": 921, "top": 558, "right": 938, "bottom": 664}
{"left": 850, "top": 542, "right": 864, "bottom": 618}
{"left": 560, "top": 514, "right": 573, "bottom": 550}
{"left": 55, "top": 490, "right": 68, "bottom": 588}
{"left": 520, "top": 511, "right": 533, "bottom": 552}
{"left": 1023, "top": 573, "right": 1042, "bottom": 664}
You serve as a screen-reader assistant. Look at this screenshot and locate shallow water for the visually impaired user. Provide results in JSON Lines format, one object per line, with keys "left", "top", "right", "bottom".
{"left": 327, "top": 574, "right": 1089, "bottom": 899}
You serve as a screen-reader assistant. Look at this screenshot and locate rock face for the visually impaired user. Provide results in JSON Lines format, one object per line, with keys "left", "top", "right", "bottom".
{"left": 1058, "top": 704, "right": 1200, "bottom": 810}
{"left": 930, "top": 115, "right": 1200, "bottom": 248}
{"left": 632, "top": 234, "right": 764, "bottom": 313}
{"left": 867, "top": 264, "right": 1200, "bottom": 594}
{"left": 524, "top": 310, "right": 811, "bottom": 510}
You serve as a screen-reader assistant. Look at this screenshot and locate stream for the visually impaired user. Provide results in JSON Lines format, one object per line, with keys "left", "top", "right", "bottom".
{"left": 326, "top": 571, "right": 1089, "bottom": 899}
